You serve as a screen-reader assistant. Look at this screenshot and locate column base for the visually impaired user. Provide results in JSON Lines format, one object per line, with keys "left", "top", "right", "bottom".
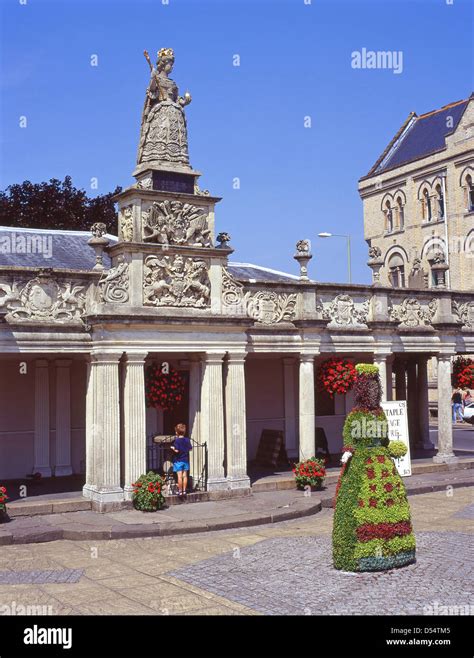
{"left": 422, "top": 438, "right": 435, "bottom": 450}
{"left": 226, "top": 475, "right": 251, "bottom": 490}
{"left": 33, "top": 466, "right": 52, "bottom": 478}
{"left": 123, "top": 485, "right": 136, "bottom": 502}
{"left": 432, "top": 453, "right": 459, "bottom": 464}
{"left": 207, "top": 477, "right": 231, "bottom": 492}
{"left": 54, "top": 465, "right": 73, "bottom": 477}
{"left": 82, "top": 484, "right": 125, "bottom": 512}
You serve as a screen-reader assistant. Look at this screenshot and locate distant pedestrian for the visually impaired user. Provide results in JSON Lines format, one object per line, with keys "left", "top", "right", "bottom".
{"left": 451, "top": 388, "right": 463, "bottom": 423}
{"left": 170, "top": 423, "right": 192, "bottom": 498}
{"left": 463, "top": 389, "right": 472, "bottom": 406}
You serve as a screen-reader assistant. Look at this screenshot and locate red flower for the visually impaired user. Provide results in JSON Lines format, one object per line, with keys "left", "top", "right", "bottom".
{"left": 366, "top": 468, "right": 375, "bottom": 480}
{"left": 377, "top": 455, "right": 385, "bottom": 463}
{"left": 381, "top": 469, "right": 389, "bottom": 478}
{"left": 358, "top": 499, "right": 364, "bottom": 507}
{"left": 369, "top": 498, "right": 377, "bottom": 507}
{"left": 369, "top": 484, "right": 376, "bottom": 492}
{"left": 386, "top": 498, "right": 394, "bottom": 507}
{"left": 384, "top": 483, "right": 393, "bottom": 492}
{"left": 366, "top": 458, "right": 373, "bottom": 464}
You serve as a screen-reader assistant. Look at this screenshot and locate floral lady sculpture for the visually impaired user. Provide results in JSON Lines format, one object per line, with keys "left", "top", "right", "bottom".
{"left": 137, "top": 48, "right": 192, "bottom": 169}
{"left": 332, "top": 364, "right": 416, "bottom": 572}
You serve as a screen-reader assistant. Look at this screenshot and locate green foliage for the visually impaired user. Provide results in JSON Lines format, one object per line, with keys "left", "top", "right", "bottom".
{"left": 388, "top": 440, "right": 408, "bottom": 459}
{"left": 355, "top": 363, "right": 379, "bottom": 376}
{"left": 0, "top": 176, "right": 121, "bottom": 233}
{"left": 131, "top": 471, "right": 166, "bottom": 512}
{"left": 354, "top": 534, "right": 416, "bottom": 559}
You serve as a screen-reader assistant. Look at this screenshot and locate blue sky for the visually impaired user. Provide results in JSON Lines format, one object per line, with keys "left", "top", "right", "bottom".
{"left": 1, "top": 0, "right": 472, "bottom": 283}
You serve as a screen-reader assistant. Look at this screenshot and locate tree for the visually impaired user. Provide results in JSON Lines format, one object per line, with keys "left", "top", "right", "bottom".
{"left": 0, "top": 176, "right": 122, "bottom": 234}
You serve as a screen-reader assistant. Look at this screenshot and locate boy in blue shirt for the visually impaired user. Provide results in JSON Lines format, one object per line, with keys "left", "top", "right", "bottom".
{"left": 170, "top": 423, "right": 193, "bottom": 497}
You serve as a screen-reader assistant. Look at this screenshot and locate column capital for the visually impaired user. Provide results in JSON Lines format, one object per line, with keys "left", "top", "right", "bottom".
{"left": 91, "top": 351, "right": 123, "bottom": 364}
{"left": 56, "top": 359, "right": 73, "bottom": 368}
{"left": 203, "top": 352, "right": 226, "bottom": 364}
{"left": 299, "top": 353, "right": 316, "bottom": 364}
{"left": 123, "top": 351, "right": 148, "bottom": 364}
{"left": 35, "top": 359, "right": 49, "bottom": 368}
{"left": 226, "top": 352, "right": 247, "bottom": 364}
{"left": 437, "top": 353, "right": 454, "bottom": 363}
{"left": 373, "top": 353, "right": 390, "bottom": 362}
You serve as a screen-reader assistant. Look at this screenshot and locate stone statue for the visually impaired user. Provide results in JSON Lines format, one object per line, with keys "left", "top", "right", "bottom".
{"left": 368, "top": 245, "right": 382, "bottom": 260}
{"left": 137, "top": 48, "right": 192, "bottom": 168}
{"left": 408, "top": 256, "right": 425, "bottom": 289}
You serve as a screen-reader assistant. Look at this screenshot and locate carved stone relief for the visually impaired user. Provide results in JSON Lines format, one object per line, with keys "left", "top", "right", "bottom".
{"left": 452, "top": 300, "right": 474, "bottom": 329}
{"left": 99, "top": 258, "right": 129, "bottom": 303}
{"left": 0, "top": 272, "right": 86, "bottom": 322}
{"left": 221, "top": 268, "right": 297, "bottom": 325}
{"left": 120, "top": 206, "right": 134, "bottom": 242}
{"left": 316, "top": 294, "right": 369, "bottom": 326}
{"left": 142, "top": 200, "right": 212, "bottom": 247}
{"left": 143, "top": 254, "right": 210, "bottom": 307}
{"left": 389, "top": 297, "right": 437, "bottom": 327}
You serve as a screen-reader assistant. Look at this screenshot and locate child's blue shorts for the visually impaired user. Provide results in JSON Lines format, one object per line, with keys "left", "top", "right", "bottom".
{"left": 173, "top": 461, "right": 189, "bottom": 473}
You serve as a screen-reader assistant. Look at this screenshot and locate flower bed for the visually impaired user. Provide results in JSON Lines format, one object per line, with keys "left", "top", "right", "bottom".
{"left": 293, "top": 457, "right": 326, "bottom": 490}
{"left": 132, "top": 472, "right": 166, "bottom": 511}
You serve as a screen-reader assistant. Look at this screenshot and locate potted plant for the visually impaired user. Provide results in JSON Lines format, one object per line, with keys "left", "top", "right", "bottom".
{"left": 131, "top": 472, "right": 166, "bottom": 512}
{"left": 293, "top": 457, "right": 326, "bottom": 491}
{"left": 0, "top": 486, "right": 9, "bottom": 523}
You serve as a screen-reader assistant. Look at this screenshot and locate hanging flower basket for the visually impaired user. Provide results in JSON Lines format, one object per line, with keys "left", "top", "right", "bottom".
{"left": 317, "top": 358, "right": 357, "bottom": 398}
{"left": 458, "top": 364, "right": 474, "bottom": 390}
{"left": 0, "top": 486, "right": 9, "bottom": 523}
{"left": 452, "top": 357, "right": 473, "bottom": 388}
{"left": 145, "top": 363, "right": 185, "bottom": 411}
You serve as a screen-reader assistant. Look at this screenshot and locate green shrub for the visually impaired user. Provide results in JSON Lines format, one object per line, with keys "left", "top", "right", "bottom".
{"left": 388, "top": 440, "right": 408, "bottom": 459}
{"left": 293, "top": 457, "right": 326, "bottom": 489}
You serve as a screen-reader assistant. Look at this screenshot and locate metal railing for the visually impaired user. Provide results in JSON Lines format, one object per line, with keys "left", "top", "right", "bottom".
{"left": 146, "top": 435, "right": 208, "bottom": 493}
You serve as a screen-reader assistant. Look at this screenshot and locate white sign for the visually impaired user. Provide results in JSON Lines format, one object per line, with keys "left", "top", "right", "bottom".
{"left": 381, "top": 400, "right": 412, "bottom": 477}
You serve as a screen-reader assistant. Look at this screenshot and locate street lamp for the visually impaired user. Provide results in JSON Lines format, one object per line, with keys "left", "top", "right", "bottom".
{"left": 318, "top": 232, "right": 352, "bottom": 284}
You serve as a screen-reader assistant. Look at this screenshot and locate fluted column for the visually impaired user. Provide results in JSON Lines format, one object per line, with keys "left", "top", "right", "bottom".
{"left": 200, "top": 353, "right": 226, "bottom": 490}
{"left": 188, "top": 356, "right": 203, "bottom": 489}
{"left": 417, "top": 356, "right": 434, "bottom": 450}
{"left": 55, "top": 359, "right": 73, "bottom": 476}
{"left": 83, "top": 352, "right": 123, "bottom": 507}
{"left": 123, "top": 352, "right": 147, "bottom": 500}
{"left": 434, "top": 355, "right": 458, "bottom": 463}
{"left": 406, "top": 360, "right": 419, "bottom": 448}
{"left": 283, "top": 358, "right": 297, "bottom": 458}
{"left": 34, "top": 359, "right": 51, "bottom": 477}
{"left": 394, "top": 359, "right": 407, "bottom": 401}
{"left": 374, "top": 354, "right": 389, "bottom": 402}
{"left": 299, "top": 355, "right": 315, "bottom": 461}
{"left": 225, "top": 352, "right": 250, "bottom": 489}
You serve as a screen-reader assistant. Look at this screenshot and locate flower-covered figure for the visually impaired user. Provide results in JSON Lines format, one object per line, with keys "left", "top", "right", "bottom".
{"left": 332, "top": 364, "right": 416, "bottom": 572}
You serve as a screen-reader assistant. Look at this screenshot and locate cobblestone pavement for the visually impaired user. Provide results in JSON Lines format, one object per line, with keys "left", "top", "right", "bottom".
{"left": 0, "top": 488, "right": 471, "bottom": 615}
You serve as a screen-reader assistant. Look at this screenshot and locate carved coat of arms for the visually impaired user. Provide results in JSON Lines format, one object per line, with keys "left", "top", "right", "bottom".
{"left": 142, "top": 200, "right": 212, "bottom": 247}
{"left": 143, "top": 254, "right": 210, "bottom": 308}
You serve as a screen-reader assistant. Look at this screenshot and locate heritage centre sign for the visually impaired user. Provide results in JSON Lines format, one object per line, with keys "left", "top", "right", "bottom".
{"left": 381, "top": 400, "right": 412, "bottom": 477}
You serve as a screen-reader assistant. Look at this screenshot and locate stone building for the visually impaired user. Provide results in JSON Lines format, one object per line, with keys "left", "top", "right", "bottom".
{"left": 1, "top": 51, "right": 473, "bottom": 510}
{"left": 359, "top": 94, "right": 474, "bottom": 291}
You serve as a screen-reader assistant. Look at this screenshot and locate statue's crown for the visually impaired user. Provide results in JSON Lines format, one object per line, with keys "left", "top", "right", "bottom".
{"left": 158, "top": 48, "right": 174, "bottom": 60}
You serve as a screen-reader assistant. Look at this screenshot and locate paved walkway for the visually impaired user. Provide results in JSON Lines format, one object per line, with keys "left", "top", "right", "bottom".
{"left": 1, "top": 468, "right": 472, "bottom": 545}
{"left": 0, "top": 488, "right": 471, "bottom": 617}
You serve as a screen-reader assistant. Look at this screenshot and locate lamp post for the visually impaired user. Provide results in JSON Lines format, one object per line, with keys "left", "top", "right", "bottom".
{"left": 318, "top": 232, "right": 352, "bottom": 284}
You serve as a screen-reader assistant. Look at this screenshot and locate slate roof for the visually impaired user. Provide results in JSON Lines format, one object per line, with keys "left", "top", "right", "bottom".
{"left": 0, "top": 227, "right": 299, "bottom": 284}
{"left": 363, "top": 95, "right": 472, "bottom": 179}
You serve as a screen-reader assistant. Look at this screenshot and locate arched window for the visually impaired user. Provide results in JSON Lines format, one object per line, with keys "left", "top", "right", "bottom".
{"left": 396, "top": 196, "right": 405, "bottom": 230}
{"left": 385, "top": 201, "right": 393, "bottom": 232}
{"left": 388, "top": 253, "right": 405, "bottom": 288}
{"left": 435, "top": 184, "right": 444, "bottom": 219}
{"left": 423, "top": 189, "right": 432, "bottom": 222}
{"left": 466, "top": 175, "right": 474, "bottom": 212}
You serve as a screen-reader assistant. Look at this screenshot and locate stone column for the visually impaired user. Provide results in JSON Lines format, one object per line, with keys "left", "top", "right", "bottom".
{"left": 434, "top": 355, "right": 458, "bottom": 463}
{"left": 406, "top": 360, "right": 419, "bottom": 448}
{"left": 188, "top": 356, "right": 203, "bottom": 489}
{"left": 417, "top": 356, "right": 434, "bottom": 450}
{"left": 394, "top": 359, "right": 407, "bottom": 401}
{"left": 374, "top": 354, "right": 389, "bottom": 402}
{"left": 83, "top": 352, "right": 123, "bottom": 508}
{"left": 386, "top": 357, "right": 393, "bottom": 401}
{"left": 34, "top": 359, "right": 51, "bottom": 477}
{"left": 225, "top": 353, "right": 250, "bottom": 489}
{"left": 299, "top": 355, "right": 315, "bottom": 461}
{"left": 55, "top": 359, "right": 73, "bottom": 476}
{"left": 123, "top": 352, "right": 147, "bottom": 500}
{"left": 200, "top": 353, "right": 227, "bottom": 491}
{"left": 283, "top": 358, "right": 297, "bottom": 458}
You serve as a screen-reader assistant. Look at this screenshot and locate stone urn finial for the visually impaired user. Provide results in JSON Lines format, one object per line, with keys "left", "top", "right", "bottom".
{"left": 216, "top": 232, "right": 231, "bottom": 249}
{"left": 429, "top": 251, "right": 449, "bottom": 289}
{"left": 367, "top": 245, "right": 384, "bottom": 286}
{"left": 88, "top": 223, "right": 109, "bottom": 271}
{"left": 294, "top": 239, "right": 312, "bottom": 280}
